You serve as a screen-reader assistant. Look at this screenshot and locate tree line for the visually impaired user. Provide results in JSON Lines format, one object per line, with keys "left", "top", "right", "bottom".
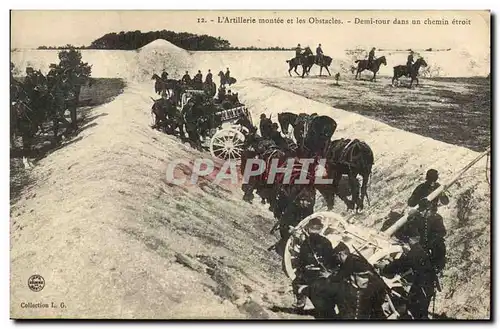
{"left": 37, "top": 30, "right": 293, "bottom": 51}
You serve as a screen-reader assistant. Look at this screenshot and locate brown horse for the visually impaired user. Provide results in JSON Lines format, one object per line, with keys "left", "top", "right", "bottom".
{"left": 354, "top": 56, "right": 387, "bottom": 81}
{"left": 320, "top": 138, "right": 374, "bottom": 213}
{"left": 302, "top": 54, "right": 333, "bottom": 78}
{"left": 218, "top": 71, "right": 237, "bottom": 86}
{"left": 286, "top": 57, "right": 302, "bottom": 76}
{"left": 392, "top": 57, "right": 428, "bottom": 88}
{"left": 151, "top": 73, "right": 167, "bottom": 96}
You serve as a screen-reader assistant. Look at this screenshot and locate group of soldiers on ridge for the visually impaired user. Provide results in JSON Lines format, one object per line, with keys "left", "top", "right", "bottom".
{"left": 294, "top": 44, "right": 417, "bottom": 75}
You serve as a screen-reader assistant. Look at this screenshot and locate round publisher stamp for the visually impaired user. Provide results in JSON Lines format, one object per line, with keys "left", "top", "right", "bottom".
{"left": 28, "top": 274, "right": 45, "bottom": 292}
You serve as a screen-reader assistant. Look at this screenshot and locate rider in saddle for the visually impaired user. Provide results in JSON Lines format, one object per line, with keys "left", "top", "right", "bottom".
{"left": 216, "top": 85, "right": 226, "bottom": 103}
{"left": 295, "top": 43, "right": 302, "bottom": 59}
{"left": 259, "top": 113, "right": 273, "bottom": 139}
{"left": 205, "top": 69, "right": 213, "bottom": 84}
{"left": 367, "top": 47, "right": 376, "bottom": 69}
{"left": 194, "top": 70, "right": 203, "bottom": 88}
{"left": 161, "top": 71, "right": 169, "bottom": 81}
{"left": 225, "top": 67, "right": 231, "bottom": 80}
{"left": 316, "top": 44, "right": 324, "bottom": 64}
{"left": 378, "top": 234, "right": 439, "bottom": 319}
{"left": 406, "top": 50, "right": 415, "bottom": 76}
{"left": 181, "top": 71, "right": 191, "bottom": 85}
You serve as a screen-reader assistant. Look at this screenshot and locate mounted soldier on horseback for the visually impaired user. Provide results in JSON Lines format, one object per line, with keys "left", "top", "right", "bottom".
{"left": 354, "top": 47, "right": 387, "bottom": 81}
{"left": 392, "top": 50, "right": 428, "bottom": 88}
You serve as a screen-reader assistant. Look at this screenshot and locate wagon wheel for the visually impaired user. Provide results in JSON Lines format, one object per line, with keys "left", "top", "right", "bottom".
{"left": 283, "top": 212, "right": 348, "bottom": 280}
{"left": 210, "top": 128, "right": 246, "bottom": 162}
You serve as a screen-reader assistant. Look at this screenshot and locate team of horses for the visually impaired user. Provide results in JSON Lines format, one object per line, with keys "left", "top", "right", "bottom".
{"left": 286, "top": 49, "right": 428, "bottom": 88}
{"left": 239, "top": 112, "right": 374, "bottom": 249}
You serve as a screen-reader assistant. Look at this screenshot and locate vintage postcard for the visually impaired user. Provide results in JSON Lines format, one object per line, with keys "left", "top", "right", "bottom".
{"left": 10, "top": 10, "right": 491, "bottom": 320}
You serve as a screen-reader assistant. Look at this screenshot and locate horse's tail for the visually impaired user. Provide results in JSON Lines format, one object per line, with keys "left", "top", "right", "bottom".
{"left": 355, "top": 60, "right": 361, "bottom": 63}
{"left": 286, "top": 60, "right": 290, "bottom": 63}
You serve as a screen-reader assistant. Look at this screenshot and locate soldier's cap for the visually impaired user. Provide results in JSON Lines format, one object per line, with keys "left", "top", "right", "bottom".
{"left": 307, "top": 217, "right": 324, "bottom": 231}
{"left": 426, "top": 169, "right": 439, "bottom": 182}
{"left": 331, "top": 240, "right": 350, "bottom": 255}
{"left": 260, "top": 113, "right": 266, "bottom": 118}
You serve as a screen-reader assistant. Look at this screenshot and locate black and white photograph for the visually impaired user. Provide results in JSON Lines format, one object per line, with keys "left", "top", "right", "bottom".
{"left": 9, "top": 9, "right": 491, "bottom": 320}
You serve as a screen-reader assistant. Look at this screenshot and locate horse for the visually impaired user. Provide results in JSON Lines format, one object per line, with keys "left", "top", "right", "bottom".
{"left": 218, "top": 71, "right": 237, "bottom": 86}
{"left": 150, "top": 97, "right": 183, "bottom": 135}
{"left": 286, "top": 57, "right": 302, "bottom": 76}
{"left": 278, "top": 112, "right": 337, "bottom": 156}
{"left": 151, "top": 73, "right": 167, "bottom": 96}
{"left": 302, "top": 55, "right": 334, "bottom": 78}
{"left": 354, "top": 56, "right": 387, "bottom": 81}
{"left": 302, "top": 115, "right": 338, "bottom": 156}
{"left": 277, "top": 112, "right": 301, "bottom": 141}
{"left": 392, "top": 57, "right": 428, "bottom": 88}
{"left": 320, "top": 138, "right": 374, "bottom": 213}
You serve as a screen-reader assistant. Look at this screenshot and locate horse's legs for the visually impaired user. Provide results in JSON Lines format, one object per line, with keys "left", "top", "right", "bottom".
{"left": 347, "top": 172, "right": 361, "bottom": 212}
{"left": 317, "top": 184, "right": 335, "bottom": 210}
{"left": 357, "top": 170, "right": 371, "bottom": 212}
{"left": 325, "top": 66, "right": 331, "bottom": 76}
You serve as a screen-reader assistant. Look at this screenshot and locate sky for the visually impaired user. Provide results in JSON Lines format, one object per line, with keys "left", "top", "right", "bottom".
{"left": 11, "top": 10, "right": 490, "bottom": 54}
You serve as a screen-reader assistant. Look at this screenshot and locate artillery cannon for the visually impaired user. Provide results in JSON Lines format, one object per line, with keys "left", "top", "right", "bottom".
{"left": 283, "top": 147, "right": 491, "bottom": 319}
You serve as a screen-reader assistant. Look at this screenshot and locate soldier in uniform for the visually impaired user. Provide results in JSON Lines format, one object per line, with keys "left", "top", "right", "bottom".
{"left": 181, "top": 71, "right": 191, "bottom": 85}
{"left": 306, "top": 239, "right": 386, "bottom": 319}
{"left": 295, "top": 43, "right": 302, "bottom": 59}
{"left": 193, "top": 70, "right": 203, "bottom": 89}
{"left": 224, "top": 67, "right": 231, "bottom": 81}
{"left": 291, "top": 218, "right": 339, "bottom": 310}
{"left": 161, "top": 71, "right": 169, "bottom": 81}
{"left": 205, "top": 69, "right": 213, "bottom": 84}
{"left": 405, "top": 169, "right": 448, "bottom": 270}
{"left": 380, "top": 235, "right": 439, "bottom": 319}
{"left": 406, "top": 50, "right": 415, "bottom": 77}
{"left": 316, "top": 44, "right": 324, "bottom": 64}
{"left": 367, "top": 47, "right": 376, "bottom": 69}
{"left": 408, "top": 169, "right": 449, "bottom": 212}
{"left": 259, "top": 114, "right": 273, "bottom": 139}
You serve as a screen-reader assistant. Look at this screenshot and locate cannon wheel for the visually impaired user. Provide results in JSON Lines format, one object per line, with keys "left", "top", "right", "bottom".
{"left": 283, "top": 212, "right": 348, "bottom": 280}
{"left": 209, "top": 128, "right": 246, "bottom": 161}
